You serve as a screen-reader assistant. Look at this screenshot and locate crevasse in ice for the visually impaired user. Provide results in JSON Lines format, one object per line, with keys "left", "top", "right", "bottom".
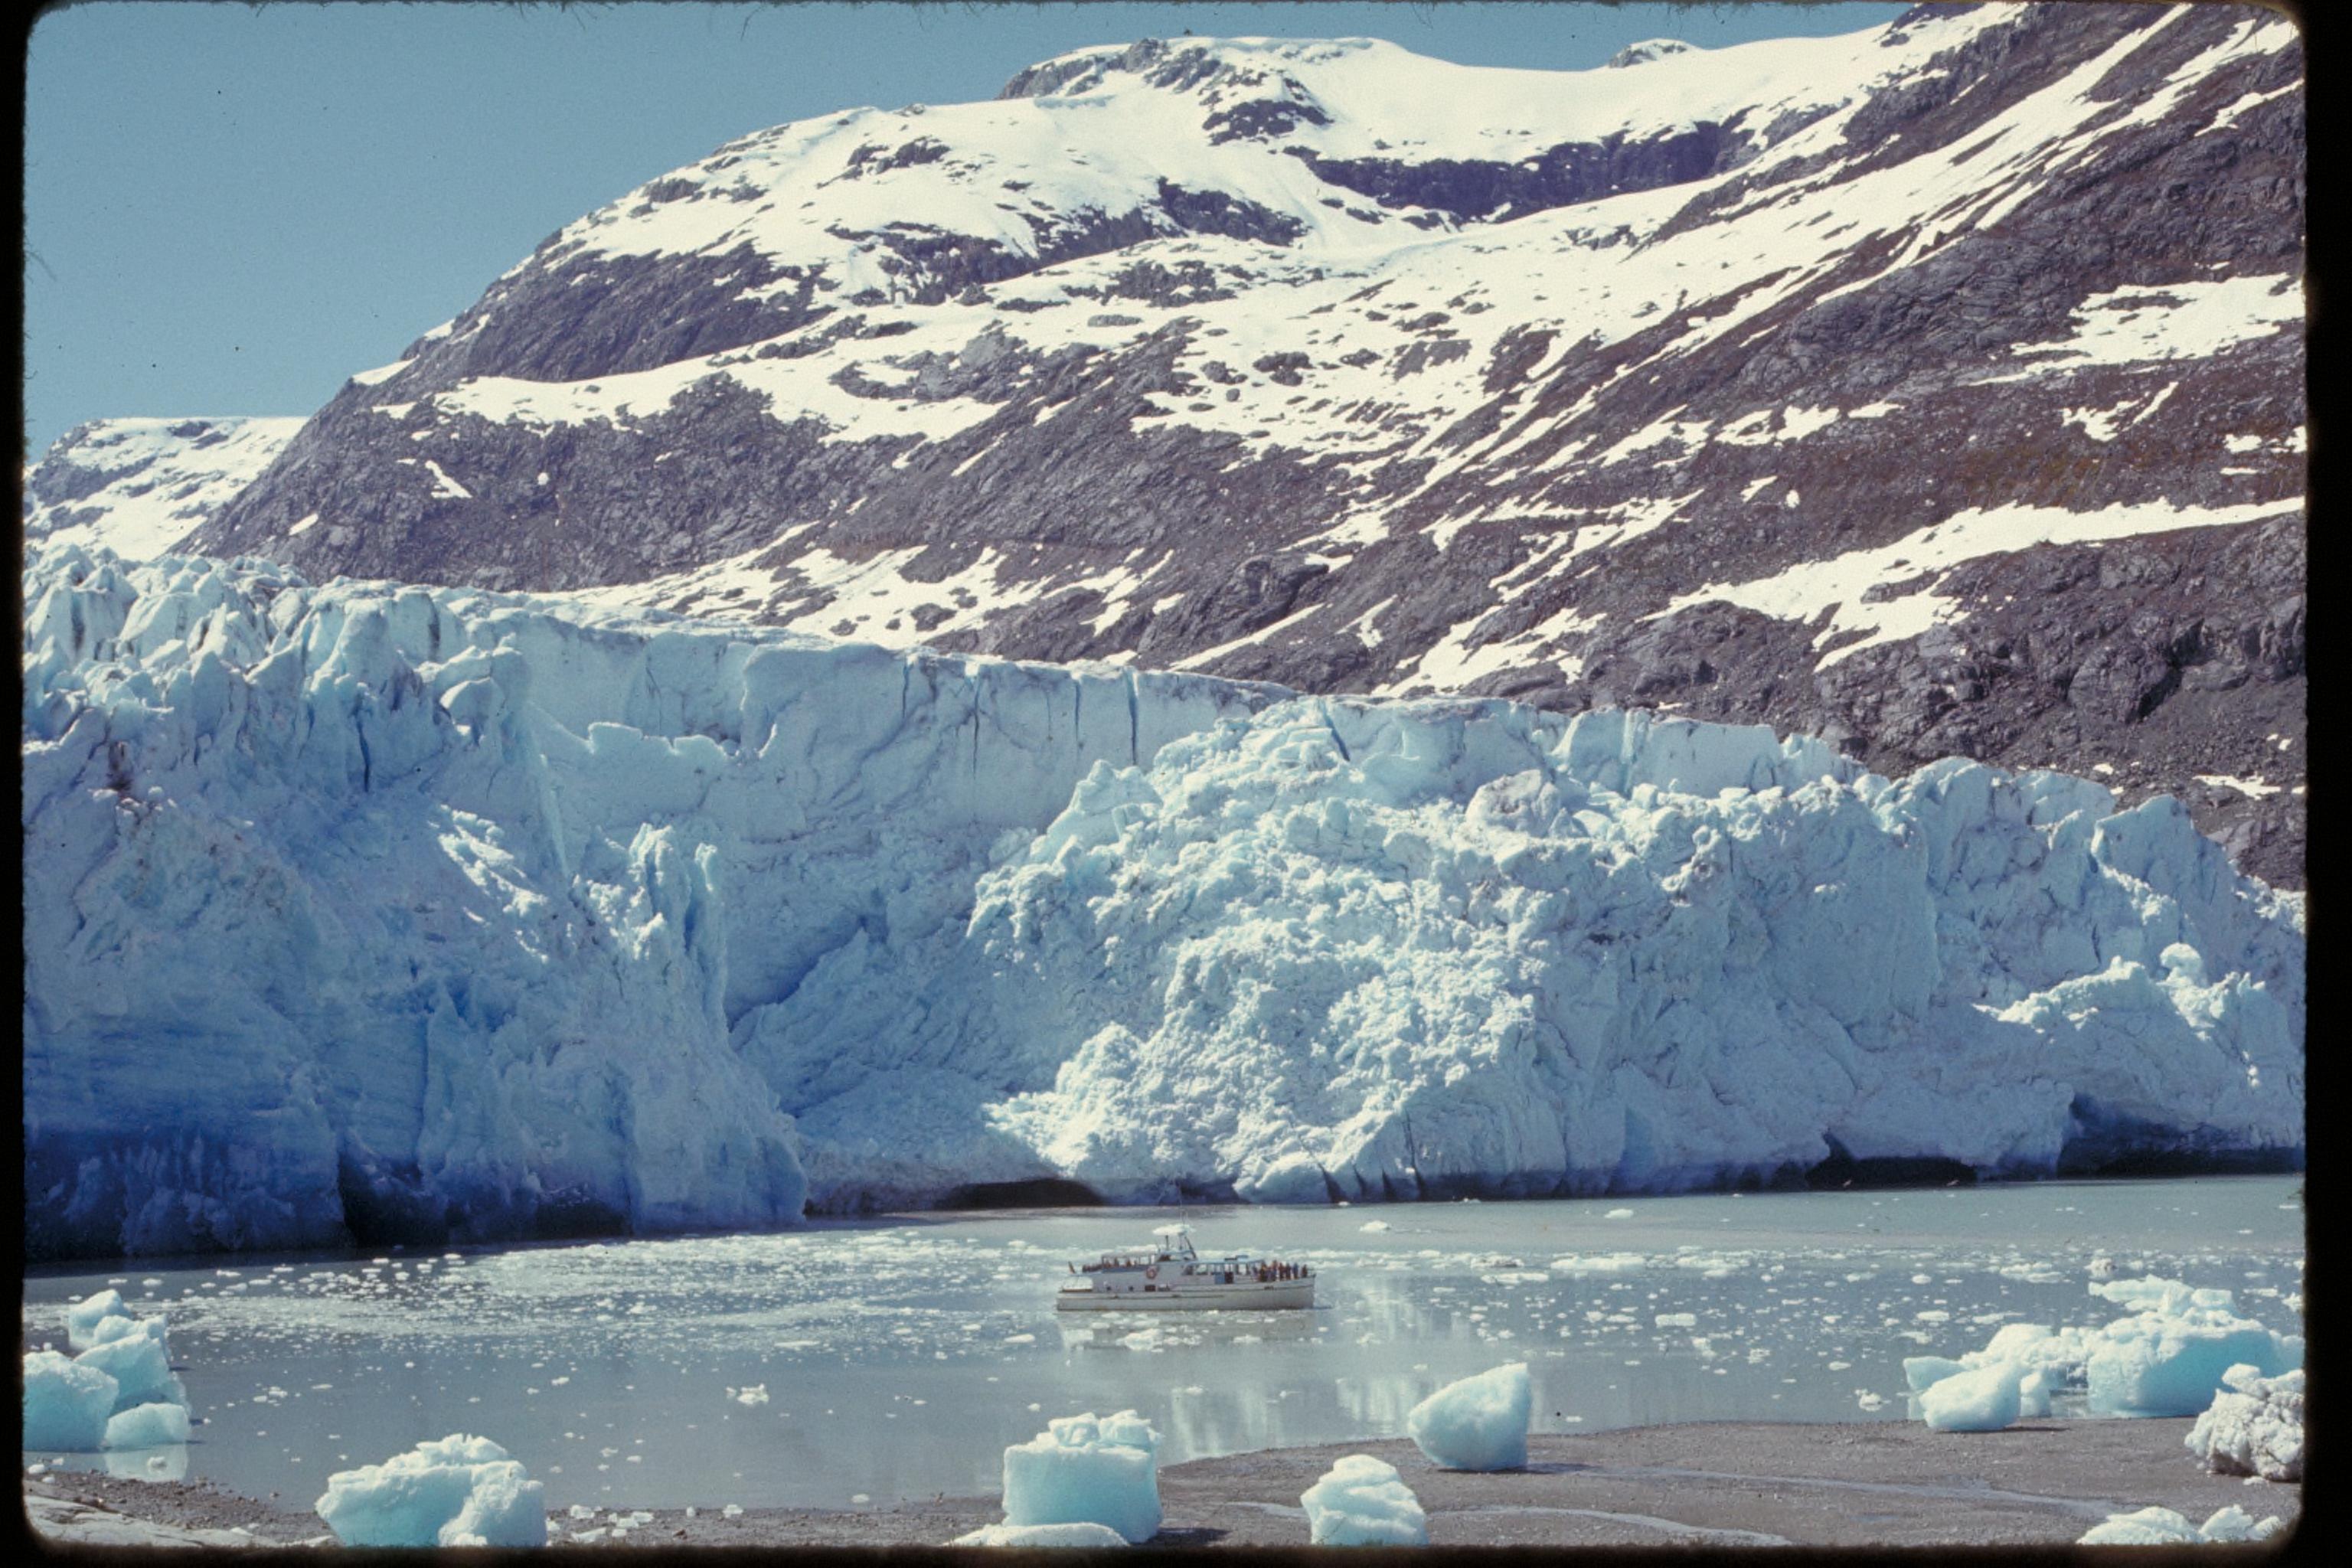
{"left": 21, "top": 545, "right": 2305, "bottom": 1255}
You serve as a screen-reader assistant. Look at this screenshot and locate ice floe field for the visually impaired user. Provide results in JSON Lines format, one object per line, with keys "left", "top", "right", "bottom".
{"left": 18, "top": 1176, "right": 2300, "bottom": 1514}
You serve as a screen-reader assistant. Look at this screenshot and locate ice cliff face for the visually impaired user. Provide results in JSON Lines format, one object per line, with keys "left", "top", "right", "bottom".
{"left": 968, "top": 705, "right": 2301, "bottom": 1204}
{"left": 22, "top": 546, "right": 2302, "bottom": 1256}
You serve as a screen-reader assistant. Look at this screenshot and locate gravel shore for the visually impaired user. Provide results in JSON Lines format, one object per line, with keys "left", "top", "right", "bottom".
{"left": 23, "top": 1417, "right": 2297, "bottom": 1548}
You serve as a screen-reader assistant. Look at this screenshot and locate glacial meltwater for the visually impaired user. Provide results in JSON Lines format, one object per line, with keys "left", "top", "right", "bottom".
{"left": 21, "top": 1178, "right": 2303, "bottom": 1512}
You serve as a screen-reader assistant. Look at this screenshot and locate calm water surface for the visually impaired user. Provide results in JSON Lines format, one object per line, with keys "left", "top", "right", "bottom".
{"left": 21, "top": 1177, "right": 2303, "bottom": 1511}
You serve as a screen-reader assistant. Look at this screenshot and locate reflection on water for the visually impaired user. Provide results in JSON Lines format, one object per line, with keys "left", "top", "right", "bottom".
{"left": 20, "top": 1178, "right": 2303, "bottom": 1511}
{"left": 102, "top": 1445, "right": 188, "bottom": 1483}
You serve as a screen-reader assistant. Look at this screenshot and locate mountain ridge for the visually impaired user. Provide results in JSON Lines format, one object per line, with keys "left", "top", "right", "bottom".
{"left": 32, "top": 2, "right": 2306, "bottom": 884}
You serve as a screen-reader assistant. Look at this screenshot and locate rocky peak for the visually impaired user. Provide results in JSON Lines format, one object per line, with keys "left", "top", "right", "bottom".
{"left": 1606, "top": 38, "right": 1695, "bottom": 68}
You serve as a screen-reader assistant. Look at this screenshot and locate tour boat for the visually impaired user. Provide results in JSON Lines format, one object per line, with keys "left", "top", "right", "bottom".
{"left": 1056, "top": 1225, "right": 1315, "bottom": 1311}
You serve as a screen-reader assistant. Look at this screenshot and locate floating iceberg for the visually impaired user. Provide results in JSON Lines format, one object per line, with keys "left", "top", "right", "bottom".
{"left": 70, "top": 1317, "right": 187, "bottom": 1413}
{"left": 1301, "top": 1454, "right": 1429, "bottom": 1546}
{"left": 64, "top": 1289, "right": 132, "bottom": 1351}
{"left": 21, "top": 1351, "right": 119, "bottom": 1452}
{"left": 21, "top": 546, "right": 2305, "bottom": 1253}
{"left": 1408, "top": 1363, "right": 1530, "bottom": 1471}
{"left": 2079, "top": 1504, "right": 2286, "bottom": 1544}
{"left": 952, "top": 1522, "right": 1131, "bottom": 1547}
{"left": 2186, "top": 1364, "right": 2303, "bottom": 1481}
{"left": 999, "top": 1410, "right": 1162, "bottom": 1544}
{"left": 2083, "top": 1277, "right": 2301, "bottom": 1417}
{"left": 313, "top": 1433, "right": 548, "bottom": 1547}
{"left": 1916, "top": 1363, "right": 2021, "bottom": 1433}
{"left": 103, "top": 1400, "right": 193, "bottom": 1450}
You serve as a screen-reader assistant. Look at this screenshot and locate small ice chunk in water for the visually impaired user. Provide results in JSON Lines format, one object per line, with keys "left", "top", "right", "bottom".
{"left": 722, "top": 1504, "right": 744, "bottom": 1519}
{"left": 1359, "top": 1220, "right": 1391, "bottom": 1233}
{"left": 1407, "top": 1363, "right": 1530, "bottom": 1471}
{"left": 1000, "top": 1410, "right": 1161, "bottom": 1544}
{"left": 1300, "top": 1455, "right": 1429, "bottom": 1546}
{"left": 1604, "top": 1208, "right": 1635, "bottom": 1220}
{"left": 731, "top": 1384, "right": 769, "bottom": 1406}
{"left": 1917, "top": 1364, "right": 2020, "bottom": 1432}
{"left": 2078, "top": 1504, "right": 2285, "bottom": 1544}
{"left": 103, "top": 1401, "right": 192, "bottom": 1449}
{"left": 953, "top": 1522, "right": 1131, "bottom": 1547}
{"left": 21, "top": 1351, "right": 119, "bottom": 1450}
{"left": 2186, "top": 1365, "right": 2303, "bottom": 1481}
{"left": 313, "top": 1434, "right": 548, "bottom": 1547}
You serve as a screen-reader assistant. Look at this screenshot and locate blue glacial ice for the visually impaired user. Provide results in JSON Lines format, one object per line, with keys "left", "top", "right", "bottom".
{"left": 20, "top": 1351, "right": 120, "bottom": 1452}
{"left": 313, "top": 1433, "right": 548, "bottom": 1547}
{"left": 20, "top": 544, "right": 2305, "bottom": 1255}
{"left": 2082, "top": 1277, "right": 2301, "bottom": 1417}
{"left": 1301, "top": 1454, "right": 1430, "bottom": 1545}
{"left": 998, "top": 1410, "right": 1162, "bottom": 1544}
{"left": 1407, "top": 1362, "right": 1530, "bottom": 1470}
{"left": 70, "top": 1318, "right": 186, "bottom": 1413}
{"left": 23, "top": 1291, "right": 195, "bottom": 1451}
{"left": 102, "top": 1401, "right": 194, "bottom": 1450}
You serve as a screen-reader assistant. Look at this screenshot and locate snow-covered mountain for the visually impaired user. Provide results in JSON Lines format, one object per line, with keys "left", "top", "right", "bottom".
{"left": 121, "top": 2, "right": 2301, "bottom": 886}
{"left": 23, "top": 544, "right": 2301, "bottom": 1257}
{"left": 22, "top": 417, "right": 303, "bottom": 559}
{"left": 40, "top": 8, "right": 2305, "bottom": 885}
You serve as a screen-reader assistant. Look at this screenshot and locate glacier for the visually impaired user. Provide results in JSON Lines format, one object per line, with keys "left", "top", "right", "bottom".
{"left": 21, "top": 543, "right": 2304, "bottom": 1256}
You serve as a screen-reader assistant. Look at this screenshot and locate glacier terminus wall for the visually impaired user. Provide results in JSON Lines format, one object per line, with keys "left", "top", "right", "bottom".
{"left": 21, "top": 544, "right": 2303, "bottom": 1258}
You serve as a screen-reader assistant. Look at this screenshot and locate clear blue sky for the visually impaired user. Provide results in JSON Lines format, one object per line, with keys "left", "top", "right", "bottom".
{"left": 22, "top": 1, "right": 1907, "bottom": 457}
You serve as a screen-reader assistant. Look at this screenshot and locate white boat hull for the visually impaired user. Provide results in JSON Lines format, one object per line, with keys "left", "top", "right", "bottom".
{"left": 1056, "top": 1279, "right": 1315, "bottom": 1312}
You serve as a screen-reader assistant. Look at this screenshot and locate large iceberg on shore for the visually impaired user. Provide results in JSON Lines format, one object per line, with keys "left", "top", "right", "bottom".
{"left": 2186, "top": 1364, "right": 2302, "bottom": 1482}
{"left": 1915, "top": 1363, "right": 2021, "bottom": 1432}
{"left": 21, "top": 544, "right": 2305, "bottom": 1253}
{"left": 998, "top": 1410, "right": 1162, "bottom": 1544}
{"left": 1301, "top": 1454, "right": 1429, "bottom": 1545}
{"left": 313, "top": 1433, "right": 548, "bottom": 1547}
{"left": 1407, "top": 1363, "right": 1530, "bottom": 1470}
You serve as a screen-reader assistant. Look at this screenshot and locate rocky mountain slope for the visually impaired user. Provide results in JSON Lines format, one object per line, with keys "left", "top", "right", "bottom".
{"left": 69, "top": 4, "right": 2307, "bottom": 882}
